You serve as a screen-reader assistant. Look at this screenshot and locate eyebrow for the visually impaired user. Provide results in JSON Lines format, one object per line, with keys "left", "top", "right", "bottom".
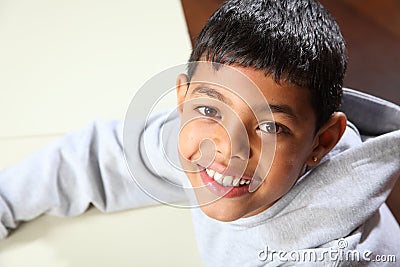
{"left": 268, "top": 104, "right": 298, "bottom": 120}
{"left": 190, "top": 86, "right": 233, "bottom": 106}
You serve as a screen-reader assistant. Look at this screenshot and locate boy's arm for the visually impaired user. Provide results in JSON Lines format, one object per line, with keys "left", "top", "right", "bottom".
{"left": 0, "top": 115, "right": 186, "bottom": 239}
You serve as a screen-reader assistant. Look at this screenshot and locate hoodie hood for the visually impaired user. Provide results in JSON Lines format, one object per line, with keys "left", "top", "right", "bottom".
{"left": 340, "top": 88, "right": 400, "bottom": 137}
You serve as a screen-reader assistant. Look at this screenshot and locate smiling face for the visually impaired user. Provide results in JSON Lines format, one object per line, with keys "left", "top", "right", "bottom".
{"left": 176, "top": 63, "right": 321, "bottom": 221}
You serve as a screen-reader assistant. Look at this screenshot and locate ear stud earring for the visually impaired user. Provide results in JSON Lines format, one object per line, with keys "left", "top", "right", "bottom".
{"left": 312, "top": 156, "right": 318, "bottom": 163}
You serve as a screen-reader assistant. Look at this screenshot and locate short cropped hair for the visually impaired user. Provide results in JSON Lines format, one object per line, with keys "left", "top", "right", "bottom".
{"left": 188, "top": 0, "right": 347, "bottom": 130}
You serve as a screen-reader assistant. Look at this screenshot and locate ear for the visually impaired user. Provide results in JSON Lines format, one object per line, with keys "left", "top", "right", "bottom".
{"left": 306, "top": 112, "right": 347, "bottom": 166}
{"left": 176, "top": 73, "right": 189, "bottom": 115}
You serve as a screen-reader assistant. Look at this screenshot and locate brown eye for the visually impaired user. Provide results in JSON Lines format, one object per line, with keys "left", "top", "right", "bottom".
{"left": 259, "top": 121, "right": 283, "bottom": 134}
{"left": 196, "top": 106, "right": 220, "bottom": 118}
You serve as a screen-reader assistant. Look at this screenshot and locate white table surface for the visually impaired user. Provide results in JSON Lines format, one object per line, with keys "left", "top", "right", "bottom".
{"left": 0, "top": 0, "right": 203, "bottom": 266}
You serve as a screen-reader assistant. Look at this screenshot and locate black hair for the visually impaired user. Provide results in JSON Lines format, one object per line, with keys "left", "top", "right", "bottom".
{"left": 188, "top": 0, "right": 347, "bottom": 130}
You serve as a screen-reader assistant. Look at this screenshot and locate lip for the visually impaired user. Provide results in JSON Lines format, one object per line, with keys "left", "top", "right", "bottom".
{"left": 199, "top": 166, "right": 251, "bottom": 198}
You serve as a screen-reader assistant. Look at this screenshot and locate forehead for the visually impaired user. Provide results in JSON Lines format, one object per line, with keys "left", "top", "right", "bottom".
{"left": 188, "top": 62, "right": 315, "bottom": 121}
{"left": 189, "top": 62, "right": 265, "bottom": 103}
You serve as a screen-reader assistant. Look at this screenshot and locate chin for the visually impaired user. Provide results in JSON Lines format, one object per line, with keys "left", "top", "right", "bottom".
{"left": 200, "top": 203, "right": 246, "bottom": 222}
{"left": 199, "top": 198, "right": 277, "bottom": 222}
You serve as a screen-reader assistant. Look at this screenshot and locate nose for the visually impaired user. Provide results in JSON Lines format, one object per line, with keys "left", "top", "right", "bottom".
{"left": 214, "top": 117, "right": 251, "bottom": 161}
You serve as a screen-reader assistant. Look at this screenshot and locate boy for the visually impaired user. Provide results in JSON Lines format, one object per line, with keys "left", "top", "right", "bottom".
{"left": 1, "top": 0, "right": 399, "bottom": 266}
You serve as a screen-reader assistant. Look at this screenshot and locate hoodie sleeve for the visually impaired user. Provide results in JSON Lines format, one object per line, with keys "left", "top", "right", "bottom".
{"left": 0, "top": 115, "right": 186, "bottom": 239}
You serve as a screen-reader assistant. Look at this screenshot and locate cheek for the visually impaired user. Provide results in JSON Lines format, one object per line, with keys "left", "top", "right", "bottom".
{"left": 277, "top": 143, "right": 301, "bottom": 165}
{"left": 271, "top": 140, "right": 312, "bottom": 177}
{"left": 257, "top": 150, "right": 303, "bottom": 205}
{"left": 178, "top": 121, "right": 204, "bottom": 160}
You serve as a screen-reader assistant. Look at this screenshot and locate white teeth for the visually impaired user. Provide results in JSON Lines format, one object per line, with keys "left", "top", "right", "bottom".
{"left": 222, "top": 176, "right": 233, "bottom": 186}
{"left": 205, "top": 168, "right": 250, "bottom": 187}
{"left": 206, "top": 168, "right": 215, "bottom": 178}
{"left": 233, "top": 177, "right": 241, "bottom": 186}
{"left": 213, "top": 172, "right": 224, "bottom": 183}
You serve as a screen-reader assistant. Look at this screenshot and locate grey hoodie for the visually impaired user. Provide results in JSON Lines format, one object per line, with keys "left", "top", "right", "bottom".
{"left": 0, "top": 88, "right": 399, "bottom": 266}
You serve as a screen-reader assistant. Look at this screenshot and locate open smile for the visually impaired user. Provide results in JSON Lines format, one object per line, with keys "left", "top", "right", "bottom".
{"left": 198, "top": 164, "right": 253, "bottom": 198}
{"left": 205, "top": 168, "right": 251, "bottom": 186}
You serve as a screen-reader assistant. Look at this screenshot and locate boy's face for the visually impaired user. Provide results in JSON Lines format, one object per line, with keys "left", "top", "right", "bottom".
{"left": 176, "top": 63, "right": 317, "bottom": 221}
